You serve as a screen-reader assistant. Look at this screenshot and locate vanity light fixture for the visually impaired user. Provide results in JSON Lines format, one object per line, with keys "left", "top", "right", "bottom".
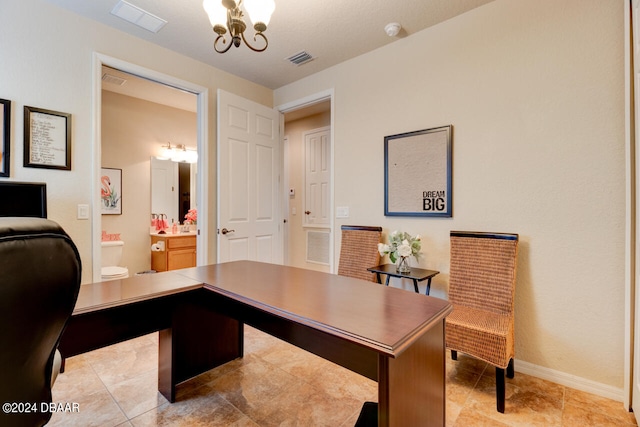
{"left": 161, "top": 143, "right": 198, "bottom": 164}
{"left": 202, "top": 0, "right": 275, "bottom": 53}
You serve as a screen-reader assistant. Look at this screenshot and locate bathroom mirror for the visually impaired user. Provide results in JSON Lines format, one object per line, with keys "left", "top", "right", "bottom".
{"left": 151, "top": 157, "right": 196, "bottom": 225}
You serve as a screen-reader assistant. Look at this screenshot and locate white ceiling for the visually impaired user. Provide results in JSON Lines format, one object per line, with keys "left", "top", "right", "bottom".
{"left": 45, "top": 0, "right": 495, "bottom": 90}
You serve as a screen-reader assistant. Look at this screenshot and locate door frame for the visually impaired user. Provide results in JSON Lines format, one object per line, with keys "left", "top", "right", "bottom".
{"left": 626, "top": 0, "right": 635, "bottom": 413}
{"left": 277, "top": 89, "right": 335, "bottom": 272}
{"left": 91, "top": 53, "right": 209, "bottom": 282}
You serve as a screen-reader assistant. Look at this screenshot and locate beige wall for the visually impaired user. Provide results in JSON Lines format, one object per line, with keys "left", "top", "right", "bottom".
{"left": 1, "top": 0, "right": 272, "bottom": 283}
{"left": 101, "top": 91, "right": 197, "bottom": 275}
{"left": 275, "top": 0, "right": 625, "bottom": 390}
{"left": 284, "top": 111, "right": 331, "bottom": 272}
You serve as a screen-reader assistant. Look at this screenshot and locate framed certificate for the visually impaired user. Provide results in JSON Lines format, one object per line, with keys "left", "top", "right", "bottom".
{"left": 0, "top": 98, "right": 10, "bottom": 177}
{"left": 24, "top": 106, "right": 71, "bottom": 170}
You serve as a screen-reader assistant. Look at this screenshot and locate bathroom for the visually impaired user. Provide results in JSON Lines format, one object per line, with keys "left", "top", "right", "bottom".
{"left": 100, "top": 67, "right": 197, "bottom": 279}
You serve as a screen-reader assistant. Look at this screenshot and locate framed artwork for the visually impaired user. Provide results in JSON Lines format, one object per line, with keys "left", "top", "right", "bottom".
{"left": 384, "top": 125, "right": 453, "bottom": 217}
{"left": 24, "top": 106, "right": 71, "bottom": 170}
{"left": 101, "top": 168, "right": 122, "bottom": 215}
{"left": 0, "top": 99, "right": 10, "bottom": 177}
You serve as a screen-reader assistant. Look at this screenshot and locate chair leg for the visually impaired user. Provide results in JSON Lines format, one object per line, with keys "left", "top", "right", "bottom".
{"left": 506, "top": 358, "right": 514, "bottom": 379}
{"left": 496, "top": 367, "right": 506, "bottom": 413}
{"left": 451, "top": 350, "right": 457, "bottom": 360}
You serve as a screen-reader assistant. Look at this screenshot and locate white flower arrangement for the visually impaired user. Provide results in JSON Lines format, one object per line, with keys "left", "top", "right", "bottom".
{"left": 377, "top": 231, "right": 421, "bottom": 263}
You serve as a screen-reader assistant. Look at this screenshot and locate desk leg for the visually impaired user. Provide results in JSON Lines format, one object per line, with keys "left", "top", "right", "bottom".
{"left": 412, "top": 279, "right": 419, "bottom": 293}
{"left": 158, "top": 297, "right": 242, "bottom": 402}
{"left": 385, "top": 275, "right": 391, "bottom": 287}
{"left": 375, "top": 272, "right": 382, "bottom": 284}
{"left": 425, "top": 278, "right": 432, "bottom": 295}
{"left": 377, "top": 320, "right": 445, "bottom": 426}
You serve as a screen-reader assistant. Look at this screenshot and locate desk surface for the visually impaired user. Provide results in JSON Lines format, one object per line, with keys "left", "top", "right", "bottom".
{"left": 74, "top": 271, "right": 202, "bottom": 315}
{"left": 175, "top": 261, "right": 451, "bottom": 357}
{"left": 75, "top": 261, "right": 451, "bottom": 358}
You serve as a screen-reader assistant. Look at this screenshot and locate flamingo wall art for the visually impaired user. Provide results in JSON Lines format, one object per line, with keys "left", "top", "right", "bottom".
{"left": 101, "top": 167, "right": 122, "bottom": 214}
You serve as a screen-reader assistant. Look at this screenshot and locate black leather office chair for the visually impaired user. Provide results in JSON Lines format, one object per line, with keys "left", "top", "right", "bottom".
{"left": 0, "top": 217, "right": 82, "bottom": 427}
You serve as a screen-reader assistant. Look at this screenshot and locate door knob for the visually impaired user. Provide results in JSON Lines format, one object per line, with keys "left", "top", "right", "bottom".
{"left": 221, "top": 228, "right": 235, "bottom": 235}
{"left": 305, "top": 210, "right": 311, "bottom": 215}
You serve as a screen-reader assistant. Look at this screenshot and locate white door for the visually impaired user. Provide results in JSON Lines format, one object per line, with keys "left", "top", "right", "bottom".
{"left": 217, "top": 89, "right": 282, "bottom": 264}
{"left": 304, "top": 127, "right": 331, "bottom": 226}
{"left": 632, "top": 0, "right": 640, "bottom": 419}
{"left": 150, "top": 157, "right": 178, "bottom": 224}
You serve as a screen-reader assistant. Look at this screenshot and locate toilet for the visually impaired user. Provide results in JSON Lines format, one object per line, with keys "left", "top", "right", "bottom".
{"left": 101, "top": 240, "right": 129, "bottom": 281}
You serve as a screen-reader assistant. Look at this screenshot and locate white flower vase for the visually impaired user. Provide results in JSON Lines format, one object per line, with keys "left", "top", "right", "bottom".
{"left": 396, "top": 256, "right": 411, "bottom": 273}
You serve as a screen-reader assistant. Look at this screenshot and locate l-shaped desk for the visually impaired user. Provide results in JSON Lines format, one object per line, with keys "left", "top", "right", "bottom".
{"left": 59, "top": 261, "right": 452, "bottom": 427}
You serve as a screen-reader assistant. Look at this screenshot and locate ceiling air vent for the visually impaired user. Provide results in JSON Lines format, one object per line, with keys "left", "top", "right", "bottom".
{"left": 102, "top": 73, "right": 127, "bottom": 86}
{"left": 110, "top": 0, "right": 167, "bottom": 33}
{"left": 286, "top": 51, "right": 315, "bottom": 66}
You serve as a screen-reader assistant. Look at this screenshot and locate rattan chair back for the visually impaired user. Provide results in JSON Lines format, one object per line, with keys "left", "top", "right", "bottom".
{"left": 449, "top": 231, "right": 518, "bottom": 315}
{"left": 338, "top": 225, "right": 382, "bottom": 282}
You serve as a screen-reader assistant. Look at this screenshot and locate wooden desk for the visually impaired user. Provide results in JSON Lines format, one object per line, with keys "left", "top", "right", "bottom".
{"left": 368, "top": 264, "right": 440, "bottom": 295}
{"left": 60, "top": 261, "right": 452, "bottom": 427}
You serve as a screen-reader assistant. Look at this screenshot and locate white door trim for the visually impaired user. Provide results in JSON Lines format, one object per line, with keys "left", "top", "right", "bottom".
{"left": 277, "top": 89, "right": 335, "bottom": 272}
{"left": 282, "top": 135, "right": 290, "bottom": 265}
{"left": 91, "top": 53, "right": 209, "bottom": 282}
{"left": 626, "top": 0, "right": 635, "bottom": 413}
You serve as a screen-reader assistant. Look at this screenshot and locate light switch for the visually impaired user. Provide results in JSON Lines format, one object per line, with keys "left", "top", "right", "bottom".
{"left": 336, "top": 206, "right": 349, "bottom": 218}
{"left": 289, "top": 188, "right": 295, "bottom": 196}
{"left": 77, "top": 204, "right": 89, "bottom": 220}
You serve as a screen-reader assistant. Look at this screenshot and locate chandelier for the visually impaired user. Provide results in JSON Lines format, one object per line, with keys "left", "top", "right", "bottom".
{"left": 202, "top": 0, "right": 275, "bottom": 53}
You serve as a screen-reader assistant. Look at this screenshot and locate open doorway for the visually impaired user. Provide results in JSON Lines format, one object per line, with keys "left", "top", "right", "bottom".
{"left": 280, "top": 94, "right": 334, "bottom": 273}
{"left": 92, "top": 54, "right": 209, "bottom": 282}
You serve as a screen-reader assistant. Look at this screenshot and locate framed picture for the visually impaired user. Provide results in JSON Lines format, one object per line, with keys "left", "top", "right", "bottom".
{"left": 24, "top": 106, "right": 71, "bottom": 170}
{"left": 101, "top": 168, "right": 122, "bottom": 215}
{"left": 0, "top": 99, "right": 10, "bottom": 177}
{"left": 384, "top": 125, "right": 453, "bottom": 217}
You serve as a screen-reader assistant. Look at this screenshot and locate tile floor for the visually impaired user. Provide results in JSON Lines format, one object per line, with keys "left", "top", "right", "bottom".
{"left": 48, "top": 326, "right": 636, "bottom": 427}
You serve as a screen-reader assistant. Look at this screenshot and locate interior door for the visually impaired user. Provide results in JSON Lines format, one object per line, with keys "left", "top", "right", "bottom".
{"left": 304, "top": 127, "right": 331, "bottom": 226}
{"left": 150, "top": 157, "right": 178, "bottom": 224}
{"left": 217, "top": 89, "right": 282, "bottom": 264}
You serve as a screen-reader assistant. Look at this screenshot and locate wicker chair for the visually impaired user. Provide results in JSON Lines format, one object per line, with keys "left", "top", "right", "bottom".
{"left": 337, "top": 225, "right": 382, "bottom": 282}
{"left": 445, "top": 231, "right": 519, "bottom": 413}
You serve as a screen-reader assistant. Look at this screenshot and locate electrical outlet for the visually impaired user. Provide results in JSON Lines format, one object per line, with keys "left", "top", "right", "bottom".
{"left": 77, "top": 204, "right": 89, "bottom": 220}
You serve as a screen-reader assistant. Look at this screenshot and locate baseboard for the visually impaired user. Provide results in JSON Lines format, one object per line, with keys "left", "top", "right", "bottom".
{"left": 515, "top": 359, "right": 624, "bottom": 402}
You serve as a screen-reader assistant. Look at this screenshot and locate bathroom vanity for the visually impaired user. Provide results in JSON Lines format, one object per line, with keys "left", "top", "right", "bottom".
{"left": 151, "top": 233, "right": 196, "bottom": 272}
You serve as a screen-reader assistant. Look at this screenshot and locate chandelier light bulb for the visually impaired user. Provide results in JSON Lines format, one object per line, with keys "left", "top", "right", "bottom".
{"left": 244, "top": 0, "right": 275, "bottom": 29}
{"left": 202, "top": 0, "right": 227, "bottom": 28}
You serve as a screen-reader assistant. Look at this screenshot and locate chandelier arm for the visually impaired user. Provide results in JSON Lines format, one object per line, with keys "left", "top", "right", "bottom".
{"left": 214, "top": 34, "right": 234, "bottom": 54}
{"left": 241, "top": 31, "right": 268, "bottom": 52}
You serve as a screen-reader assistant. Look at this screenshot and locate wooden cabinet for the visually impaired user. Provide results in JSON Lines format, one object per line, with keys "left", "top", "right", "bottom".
{"left": 151, "top": 234, "right": 196, "bottom": 272}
